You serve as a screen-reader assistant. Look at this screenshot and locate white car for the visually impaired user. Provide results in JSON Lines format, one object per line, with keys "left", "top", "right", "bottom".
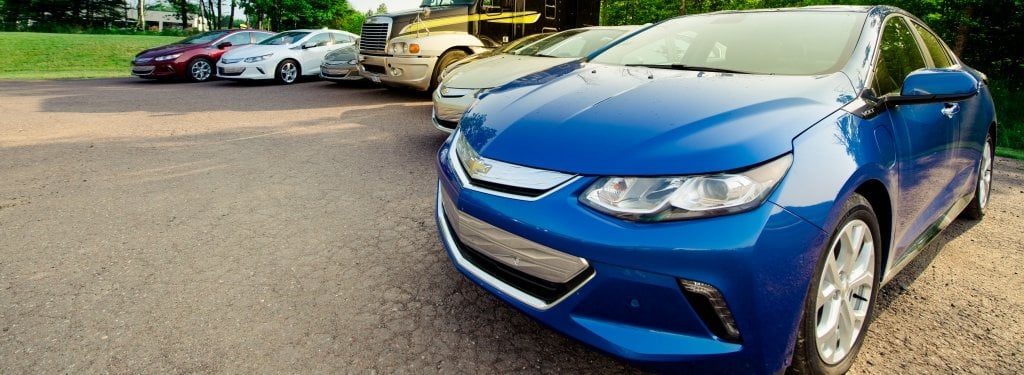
{"left": 217, "top": 29, "right": 358, "bottom": 84}
{"left": 432, "top": 26, "right": 638, "bottom": 133}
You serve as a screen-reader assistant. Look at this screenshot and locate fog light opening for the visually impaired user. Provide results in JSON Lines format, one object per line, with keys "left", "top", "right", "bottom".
{"left": 678, "top": 279, "right": 742, "bottom": 343}
{"left": 390, "top": 68, "right": 403, "bottom": 76}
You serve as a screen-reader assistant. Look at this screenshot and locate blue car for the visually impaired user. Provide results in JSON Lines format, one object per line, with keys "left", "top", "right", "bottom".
{"left": 435, "top": 6, "right": 996, "bottom": 374}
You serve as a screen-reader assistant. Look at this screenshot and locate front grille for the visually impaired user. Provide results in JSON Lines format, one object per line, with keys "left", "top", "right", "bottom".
{"left": 132, "top": 66, "right": 156, "bottom": 75}
{"left": 218, "top": 67, "right": 244, "bottom": 76}
{"left": 359, "top": 23, "right": 390, "bottom": 53}
{"left": 444, "top": 210, "right": 594, "bottom": 304}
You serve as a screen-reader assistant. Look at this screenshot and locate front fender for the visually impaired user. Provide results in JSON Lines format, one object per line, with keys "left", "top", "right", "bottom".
{"left": 771, "top": 110, "right": 897, "bottom": 237}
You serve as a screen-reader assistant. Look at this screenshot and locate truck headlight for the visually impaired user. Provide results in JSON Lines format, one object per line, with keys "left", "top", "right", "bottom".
{"left": 580, "top": 154, "right": 792, "bottom": 222}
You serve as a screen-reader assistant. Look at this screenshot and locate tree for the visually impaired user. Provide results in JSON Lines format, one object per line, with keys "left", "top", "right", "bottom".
{"left": 375, "top": 3, "right": 387, "bottom": 15}
{"left": 136, "top": 0, "right": 145, "bottom": 30}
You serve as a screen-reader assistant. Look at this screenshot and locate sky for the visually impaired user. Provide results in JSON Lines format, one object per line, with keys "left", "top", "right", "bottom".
{"left": 348, "top": 0, "right": 423, "bottom": 14}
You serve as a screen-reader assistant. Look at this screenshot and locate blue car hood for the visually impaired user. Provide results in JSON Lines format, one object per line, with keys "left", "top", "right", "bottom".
{"left": 461, "top": 62, "right": 857, "bottom": 176}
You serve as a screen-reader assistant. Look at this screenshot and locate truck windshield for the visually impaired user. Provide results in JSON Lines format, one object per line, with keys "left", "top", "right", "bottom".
{"left": 419, "top": 0, "right": 475, "bottom": 7}
{"left": 591, "top": 11, "right": 866, "bottom": 75}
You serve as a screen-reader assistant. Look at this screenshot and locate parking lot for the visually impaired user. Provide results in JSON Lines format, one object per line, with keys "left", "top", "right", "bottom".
{"left": 1, "top": 78, "right": 1022, "bottom": 374}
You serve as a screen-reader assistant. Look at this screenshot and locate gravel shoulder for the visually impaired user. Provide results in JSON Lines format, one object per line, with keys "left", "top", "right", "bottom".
{"left": 0, "top": 78, "right": 1021, "bottom": 374}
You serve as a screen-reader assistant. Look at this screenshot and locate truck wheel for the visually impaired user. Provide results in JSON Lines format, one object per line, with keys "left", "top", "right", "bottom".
{"left": 431, "top": 50, "right": 468, "bottom": 92}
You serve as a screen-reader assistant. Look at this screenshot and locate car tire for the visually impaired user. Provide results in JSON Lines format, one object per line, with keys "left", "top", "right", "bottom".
{"left": 186, "top": 58, "right": 214, "bottom": 82}
{"left": 430, "top": 49, "right": 468, "bottom": 92}
{"left": 960, "top": 131, "right": 995, "bottom": 220}
{"left": 275, "top": 59, "right": 300, "bottom": 85}
{"left": 789, "top": 193, "right": 881, "bottom": 375}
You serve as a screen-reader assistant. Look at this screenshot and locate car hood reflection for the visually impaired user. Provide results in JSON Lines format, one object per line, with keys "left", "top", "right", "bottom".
{"left": 463, "top": 63, "right": 858, "bottom": 175}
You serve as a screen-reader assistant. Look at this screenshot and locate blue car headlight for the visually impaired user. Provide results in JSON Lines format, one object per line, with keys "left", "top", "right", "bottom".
{"left": 244, "top": 54, "right": 273, "bottom": 63}
{"left": 580, "top": 154, "right": 792, "bottom": 222}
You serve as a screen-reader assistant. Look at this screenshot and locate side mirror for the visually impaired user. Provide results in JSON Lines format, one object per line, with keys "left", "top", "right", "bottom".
{"left": 888, "top": 69, "right": 979, "bottom": 105}
{"left": 216, "top": 41, "right": 232, "bottom": 49}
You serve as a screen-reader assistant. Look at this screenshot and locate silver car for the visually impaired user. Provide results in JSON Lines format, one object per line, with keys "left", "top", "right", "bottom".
{"left": 432, "top": 26, "right": 639, "bottom": 133}
{"left": 320, "top": 44, "right": 362, "bottom": 82}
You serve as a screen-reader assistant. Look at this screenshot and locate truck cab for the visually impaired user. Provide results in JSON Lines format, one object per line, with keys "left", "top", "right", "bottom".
{"left": 357, "top": 0, "right": 600, "bottom": 91}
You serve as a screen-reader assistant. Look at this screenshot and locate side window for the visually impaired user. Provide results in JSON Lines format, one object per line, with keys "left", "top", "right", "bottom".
{"left": 913, "top": 23, "right": 955, "bottom": 68}
{"left": 332, "top": 33, "right": 353, "bottom": 44}
{"left": 221, "top": 32, "right": 251, "bottom": 46}
{"left": 253, "top": 32, "right": 273, "bottom": 43}
{"left": 870, "top": 17, "right": 927, "bottom": 97}
{"left": 305, "top": 33, "right": 332, "bottom": 47}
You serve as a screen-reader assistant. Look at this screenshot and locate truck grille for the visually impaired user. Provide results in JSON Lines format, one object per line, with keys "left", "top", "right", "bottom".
{"left": 359, "top": 23, "right": 390, "bottom": 53}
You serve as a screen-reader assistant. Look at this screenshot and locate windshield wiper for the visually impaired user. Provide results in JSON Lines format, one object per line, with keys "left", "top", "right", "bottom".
{"left": 625, "top": 64, "right": 752, "bottom": 74}
{"left": 532, "top": 53, "right": 560, "bottom": 58}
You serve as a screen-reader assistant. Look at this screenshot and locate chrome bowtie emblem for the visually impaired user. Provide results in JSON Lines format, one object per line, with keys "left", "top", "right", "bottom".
{"left": 465, "top": 155, "right": 492, "bottom": 175}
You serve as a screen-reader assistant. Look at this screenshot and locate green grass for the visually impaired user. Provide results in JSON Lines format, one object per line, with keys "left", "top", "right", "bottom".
{"left": 990, "top": 82, "right": 1024, "bottom": 157}
{"left": 0, "top": 32, "right": 181, "bottom": 79}
{"left": 996, "top": 147, "right": 1024, "bottom": 160}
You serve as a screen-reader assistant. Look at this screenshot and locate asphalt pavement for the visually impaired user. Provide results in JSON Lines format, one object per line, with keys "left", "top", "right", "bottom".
{"left": 0, "top": 78, "right": 1021, "bottom": 374}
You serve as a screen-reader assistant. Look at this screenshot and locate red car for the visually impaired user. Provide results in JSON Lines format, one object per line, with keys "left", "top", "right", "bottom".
{"left": 132, "top": 29, "right": 274, "bottom": 82}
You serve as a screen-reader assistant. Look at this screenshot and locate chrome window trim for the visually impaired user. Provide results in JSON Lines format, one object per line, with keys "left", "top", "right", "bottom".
{"left": 436, "top": 184, "right": 594, "bottom": 311}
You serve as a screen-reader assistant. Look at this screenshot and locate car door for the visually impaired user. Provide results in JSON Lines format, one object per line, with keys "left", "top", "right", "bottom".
{"left": 297, "top": 32, "right": 333, "bottom": 75}
{"left": 910, "top": 21, "right": 983, "bottom": 199}
{"left": 875, "top": 16, "right": 960, "bottom": 262}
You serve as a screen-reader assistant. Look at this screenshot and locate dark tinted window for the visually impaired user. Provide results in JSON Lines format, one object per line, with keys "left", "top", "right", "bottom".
{"left": 253, "top": 32, "right": 274, "bottom": 43}
{"left": 179, "top": 30, "right": 231, "bottom": 44}
{"left": 871, "top": 17, "right": 927, "bottom": 96}
{"left": 304, "top": 33, "right": 332, "bottom": 47}
{"left": 260, "top": 31, "right": 311, "bottom": 45}
{"left": 221, "top": 32, "right": 251, "bottom": 46}
{"left": 913, "top": 23, "right": 955, "bottom": 68}
{"left": 332, "top": 32, "right": 354, "bottom": 43}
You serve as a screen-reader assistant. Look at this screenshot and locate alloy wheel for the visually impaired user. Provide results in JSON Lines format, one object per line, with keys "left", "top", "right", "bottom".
{"left": 280, "top": 62, "right": 298, "bottom": 83}
{"left": 191, "top": 60, "right": 212, "bottom": 81}
{"left": 814, "top": 219, "right": 875, "bottom": 365}
{"left": 979, "top": 139, "right": 993, "bottom": 209}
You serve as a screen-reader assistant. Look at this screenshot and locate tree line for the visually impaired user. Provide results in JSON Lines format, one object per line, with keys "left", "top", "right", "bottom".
{"left": 0, "top": 0, "right": 370, "bottom": 34}
{"left": 1, "top": 0, "right": 1018, "bottom": 87}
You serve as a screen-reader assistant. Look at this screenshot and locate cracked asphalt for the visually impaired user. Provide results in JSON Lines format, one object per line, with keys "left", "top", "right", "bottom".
{"left": 1, "top": 78, "right": 1022, "bottom": 374}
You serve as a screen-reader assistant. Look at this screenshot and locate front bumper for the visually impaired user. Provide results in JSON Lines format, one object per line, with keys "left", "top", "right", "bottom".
{"left": 431, "top": 88, "right": 476, "bottom": 133}
{"left": 359, "top": 54, "right": 436, "bottom": 91}
{"left": 131, "top": 62, "right": 181, "bottom": 79}
{"left": 434, "top": 138, "right": 828, "bottom": 374}
{"left": 216, "top": 61, "right": 274, "bottom": 80}
{"left": 320, "top": 63, "right": 362, "bottom": 81}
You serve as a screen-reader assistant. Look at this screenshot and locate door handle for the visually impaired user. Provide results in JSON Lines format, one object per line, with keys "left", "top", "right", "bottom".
{"left": 941, "top": 103, "right": 960, "bottom": 119}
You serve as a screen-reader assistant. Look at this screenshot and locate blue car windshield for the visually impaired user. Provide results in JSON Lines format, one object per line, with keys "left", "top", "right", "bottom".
{"left": 592, "top": 11, "right": 866, "bottom": 75}
{"left": 259, "top": 31, "right": 310, "bottom": 45}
